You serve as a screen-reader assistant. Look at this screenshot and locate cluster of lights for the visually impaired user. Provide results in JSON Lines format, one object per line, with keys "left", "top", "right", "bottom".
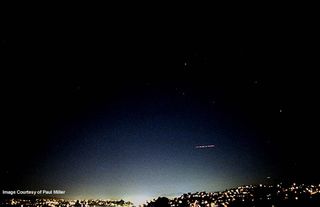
{"left": 0, "top": 198, "right": 133, "bottom": 207}
{"left": 2, "top": 183, "right": 320, "bottom": 207}
{"left": 144, "top": 183, "right": 320, "bottom": 207}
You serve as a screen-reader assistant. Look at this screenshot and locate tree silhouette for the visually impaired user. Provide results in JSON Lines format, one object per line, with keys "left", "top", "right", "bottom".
{"left": 148, "top": 197, "right": 170, "bottom": 207}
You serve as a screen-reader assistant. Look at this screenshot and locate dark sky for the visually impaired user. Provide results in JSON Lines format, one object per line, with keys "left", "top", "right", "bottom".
{"left": 1, "top": 11, "right": 318, "bottom": 204}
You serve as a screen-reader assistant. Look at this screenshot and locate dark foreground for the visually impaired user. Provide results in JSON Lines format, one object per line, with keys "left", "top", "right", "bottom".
{"left": 147, "top": 183, "right": 320, "bottom": 207}
{"left": 1, "top": 183, "right": 320, "bottom": 207}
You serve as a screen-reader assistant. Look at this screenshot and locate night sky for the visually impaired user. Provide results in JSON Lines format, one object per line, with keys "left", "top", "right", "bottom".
{"left": 1, "top": 11, "right": 319, "bottom": 205}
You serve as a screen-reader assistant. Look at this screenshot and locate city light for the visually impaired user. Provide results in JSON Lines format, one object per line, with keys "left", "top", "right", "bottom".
{"left": 1, "top": 183, "right": 319, "bottom": 207}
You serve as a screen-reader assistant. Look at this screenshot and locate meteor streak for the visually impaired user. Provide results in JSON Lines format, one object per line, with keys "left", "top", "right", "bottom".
{"left": 195, "top": 144, "right": 215, "bottom": 149}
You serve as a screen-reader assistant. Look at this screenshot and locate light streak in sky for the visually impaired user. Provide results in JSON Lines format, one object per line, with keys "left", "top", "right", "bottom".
{"left": 195, "top": 144, "right": 215, "bottom": 149}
